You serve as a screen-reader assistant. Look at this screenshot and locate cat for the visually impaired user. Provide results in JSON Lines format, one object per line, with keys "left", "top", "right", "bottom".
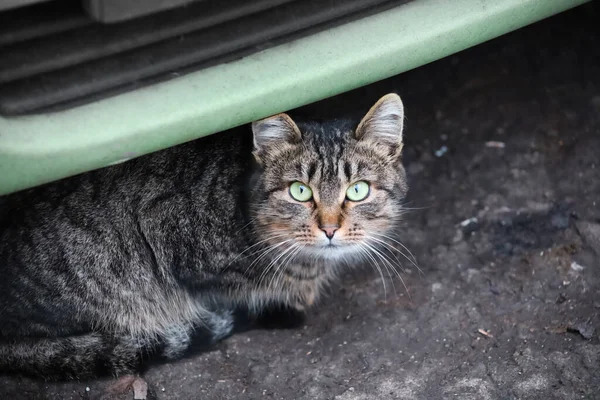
{"left": 0, "top": 93, "right": 408, "bottom": 380}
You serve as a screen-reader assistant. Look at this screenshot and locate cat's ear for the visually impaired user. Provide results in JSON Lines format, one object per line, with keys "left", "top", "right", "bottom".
{"left": 355, "top": 93, "right": 404, "bottom": 157}
{"left": 252, "top": 113, "right": 302, "bottom": 161}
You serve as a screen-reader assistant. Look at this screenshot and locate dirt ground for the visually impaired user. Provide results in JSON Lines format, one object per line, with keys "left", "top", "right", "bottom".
{"left": 2, "top": 3, "right": 600, "bottom": 399}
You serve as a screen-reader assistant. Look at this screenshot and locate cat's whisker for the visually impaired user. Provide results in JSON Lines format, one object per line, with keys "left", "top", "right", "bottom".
{"left": 258, "top": 242, "right": 299, "bottom": 282}
{"left": 235, "top": 216, "right": 258, "bottom": 235}
{"left": 263, "top": 245, "right": 295, "bottom": 290}
{"left": 364, "top": 239, "right": 410, "bottom": 298}
{"left": 244, "top": 239, "right": 294, "bottom": 277}
{"left": 246, "top": 243, "right": 290, "bottom": 278}
{"left": 364, "top": 236, "right": 407, "bottom": 273}
{"left": 236, "top": 233, "right": 289, "bottom": 259}
{"left": 362, "top": 241, "right": 398, "bottom": 297}
{"left": 369, "top": 232, "right": 420, "bottom": 272}
{"left": 269, "top": 243, "right": 302, "bottom": 295}
{"left": 399, "top": 200, "right": 432, "bottom": 211}
{"left": 356, "top": 243, "right": 387, "bottom": 299}
{"left": 258, "top": 243, "right": 298, "bottom": 292}
{"left": 363, "top": 240, "right": 397, "bottom": 276}
{"left": 221, "top": 233, "right": 289, "bottom": 273}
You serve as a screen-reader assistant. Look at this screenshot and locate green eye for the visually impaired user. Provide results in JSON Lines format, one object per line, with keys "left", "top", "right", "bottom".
{"left": 346, "top": 181, "right": 370, "bottom": 201}
{"left": 289, "top": 181, "right": 313, "bottom": 202}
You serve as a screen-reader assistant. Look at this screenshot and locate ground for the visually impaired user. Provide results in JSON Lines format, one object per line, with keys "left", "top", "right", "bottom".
{"left": 2, "top": 3, "right": 599, "bottom": 399}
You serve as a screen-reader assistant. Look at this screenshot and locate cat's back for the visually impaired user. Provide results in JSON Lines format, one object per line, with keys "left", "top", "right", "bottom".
{"left": 0, "top": 129, "right": 253, "bottom": 335}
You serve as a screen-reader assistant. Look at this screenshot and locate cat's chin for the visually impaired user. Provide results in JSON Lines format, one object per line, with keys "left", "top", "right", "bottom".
{"left": 304, "top": 243, "right": 362, "bottom": 261}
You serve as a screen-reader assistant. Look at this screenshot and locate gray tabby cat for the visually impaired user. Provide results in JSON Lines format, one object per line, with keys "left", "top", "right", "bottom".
{"left": 0, "top": 93, "right": 408, "bottom": 379}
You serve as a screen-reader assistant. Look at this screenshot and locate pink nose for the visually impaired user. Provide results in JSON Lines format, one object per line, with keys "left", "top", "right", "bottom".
{"left": 320, "top": 225, "right": 339, "bottom": 239}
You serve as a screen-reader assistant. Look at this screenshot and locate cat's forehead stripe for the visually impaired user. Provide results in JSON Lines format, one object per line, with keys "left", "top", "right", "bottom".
{"left": 307, "top": 162, "right": 318, "bottom": 182}
{"left": 343, "top": 161, "right": 352, "bottom": 182}
{"left": 313, "top": 127, "right": 346, "bottom": 177}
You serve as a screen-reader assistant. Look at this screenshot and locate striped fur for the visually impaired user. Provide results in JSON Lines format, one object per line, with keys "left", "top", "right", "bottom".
{"left": 0, "top": 94, "right": 408, "bottom": 379}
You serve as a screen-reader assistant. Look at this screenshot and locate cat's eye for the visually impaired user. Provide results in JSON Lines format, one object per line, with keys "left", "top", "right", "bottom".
{"left": 346, "top": 181, "right": 370, "bottom": 202}
{"left": 289, "top": 181, "right": 313, "bottom": 202}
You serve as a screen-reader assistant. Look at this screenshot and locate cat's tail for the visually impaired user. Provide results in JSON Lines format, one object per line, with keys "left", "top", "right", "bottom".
{"left": 0, "top": 333, "right": 146, "bottom": 380}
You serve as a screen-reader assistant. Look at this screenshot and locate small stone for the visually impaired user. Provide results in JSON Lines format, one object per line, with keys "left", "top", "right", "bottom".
{"left": 570, "top": 261, "right": 585, "bottom": 272}
{"left": 434, "top": 145, "right": 448, "bottom": 157}
{"left": 485, "top": 141, "right": 506, "bottom": 149}
{"left": 568, "top": 322, "right": 595, "bottom": 340}
{"left": 132, "top": 378, "right": 148, "bottom": 400}
{"left": 576, "top": 221, "right": 600, "bottom": 255}
{"left": 459, "top": 217, "right": 478, "bottom": 227}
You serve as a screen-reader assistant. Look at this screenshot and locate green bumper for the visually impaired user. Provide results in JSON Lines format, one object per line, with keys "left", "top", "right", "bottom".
{"left": 0, "top": 0, "right": 588, "bottom": 195}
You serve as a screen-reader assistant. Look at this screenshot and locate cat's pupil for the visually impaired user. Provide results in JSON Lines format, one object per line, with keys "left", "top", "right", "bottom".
{"left": 354, "top": 185, "right": 359, "bottom": 193}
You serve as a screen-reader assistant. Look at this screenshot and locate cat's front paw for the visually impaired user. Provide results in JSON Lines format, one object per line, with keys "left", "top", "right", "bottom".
{"left": 206, "top": 309, "right": 235, "bottom": 342}
{"left": 183, "top": 309, "right": 236, "bottom": 354}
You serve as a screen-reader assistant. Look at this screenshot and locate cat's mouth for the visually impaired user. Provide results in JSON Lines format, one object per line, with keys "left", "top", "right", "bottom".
{"left": 311, "top": 237, "right": 360, "bottom": 255}
{"left": 322, "top": 241, "right": 340, "bottom": 250}
{"left": 310, "top": 243, "right": 361, "bottom": 261}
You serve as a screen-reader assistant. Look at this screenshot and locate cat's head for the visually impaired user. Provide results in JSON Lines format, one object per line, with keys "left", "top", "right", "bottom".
{"left": 250, "top": 93, "right": 407, "bottom": 262}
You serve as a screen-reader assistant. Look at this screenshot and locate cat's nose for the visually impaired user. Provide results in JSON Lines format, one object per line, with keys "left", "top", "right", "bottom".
{"left": 320, "top": 225, "right": 339, "bottom": 239}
